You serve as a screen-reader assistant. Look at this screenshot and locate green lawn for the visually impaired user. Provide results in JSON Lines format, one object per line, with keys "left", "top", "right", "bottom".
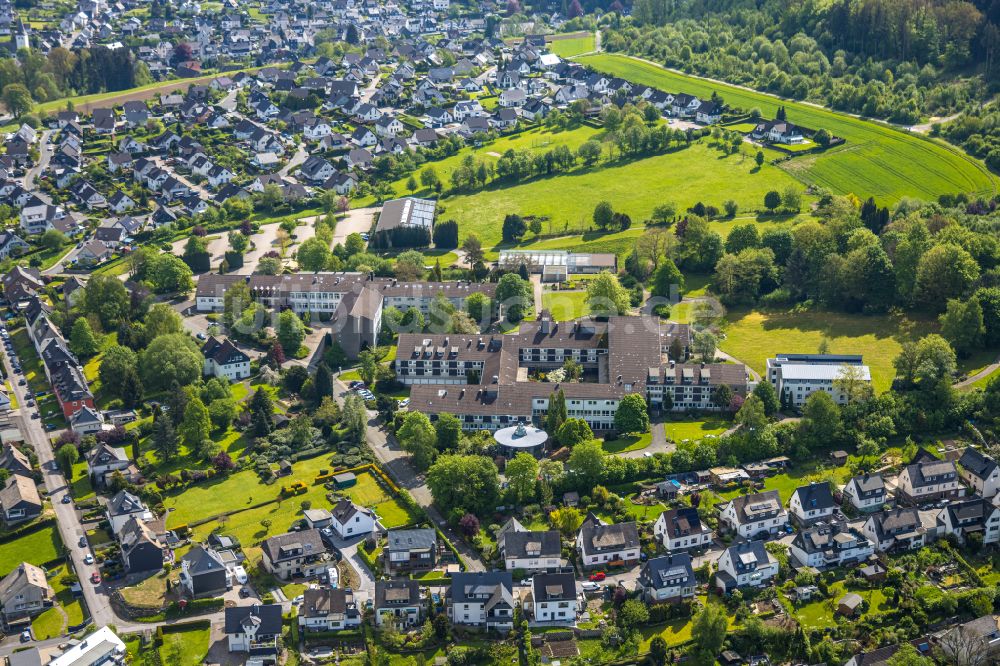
{"left": 166, "top": 466, "right": 417, "bottom": 563}
{"left": 31, "top": 562, "right": 84, "bottom": 640}
{"left": 719, "top": 462, "right": 853, "bottom": 504}
{"left": 440, "top": 141, "right": 804, "bottom": 251}
{"left": 541, "top": 290, "right": 589, "bottom": 321}
{"left": 792, "top": 580, "right": 888, "bottom": 629}
{"left": 601, "top": 432, "right": 653, "bottom": 453}
{"left": 719, "top": 308, "right": 992, "bottom": 393}
{"left": 0, "top": 525, "right": 62, "bottom": 575}
{"left": 158, "top": 625, "right": 211, "bottom": 666}
{"left": 549, "top": 34, "right": 596, "bottom": 57}
{"left": 662, "top": 415, "right": 732, "bottom": 441}
{"left": 577, "top": 54, "right": 998, "bottom": 202}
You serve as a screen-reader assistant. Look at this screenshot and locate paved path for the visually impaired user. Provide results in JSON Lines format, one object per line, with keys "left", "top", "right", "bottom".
{"left": 955, "top": 356, "right": 1000, "bottom": 389}
{"left": 620, "top": 422, "right": 672, "bottom": 459}
{"left": 279, "top": 142, "right": 308, "bottom": 177}
{"left": 331, "top": 375, "right": 486, "bottom": 572}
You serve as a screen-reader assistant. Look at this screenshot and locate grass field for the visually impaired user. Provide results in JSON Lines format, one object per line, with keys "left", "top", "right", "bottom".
{"left": 441, "top": 141, "right": 803, "bottom": 251}
{"left": 792, "top": 580, "right": 888, "bottom": 629}
{"left": 601, "top": 433, "right": 653, "bottom": 453}
{"left": 0, "top": 525, "right": 62, "bottom": 575}
{"left": 31, "top": 562, "right": 84, "bottom": 640}
{"left": 541, "top": 290, "right": 589, "bottom": 321}
{"left": 158, "top": 625, "right": 211, "bottom": 666}
{"left": 165, "top": 464, "right": 418, "bottom": 563}
{"left": 577, "top": 54, "right": 998, "bottom": 202}
{"left": 549, "top": 35, "right": 596, "bottom": 57}
{"left": 662, "top": 415, "right": 731, "bottom": 441}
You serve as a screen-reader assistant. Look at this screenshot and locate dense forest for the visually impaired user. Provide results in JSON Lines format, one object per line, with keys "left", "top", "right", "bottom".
{"left": 600, "top": 0, "right": 999, "bottom": 133}
{"left": 0, "top": 46, "right": 150, "bottom": 109}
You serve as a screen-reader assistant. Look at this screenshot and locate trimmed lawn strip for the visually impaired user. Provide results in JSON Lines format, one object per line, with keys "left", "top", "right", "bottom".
{"left": 0, "top": 525, "right": 62, "bottom": 575}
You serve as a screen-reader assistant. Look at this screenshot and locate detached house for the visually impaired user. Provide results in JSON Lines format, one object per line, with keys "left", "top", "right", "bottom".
{"left": 789, "top": 522, "right": 875, "bottom": 568}
{"left": 261, "top": 529, "right": 326, "bottom": 580}
{"left": 638, "top": 554, "right": 696, "bottom": 603}
{"left": 958, "top": 448, "right": 1000, "bottom": 498}
{"left": 653, "top": 507, "right": 714, "bottom": 553}
{"left": 374, "top": 579, "right": 424, "bottom": 628}
{"left": 180, "top": 545, "right": 230, "bottom": 597}
{"left": 449, "top": 571, "right": 515, "bottom": 631}
{"left": 225, "top": 603, "right": 282, "bottom": 657}
{"left": 0, "top": 475, "right": 41, "bottom": 526}
{"left": 299, "top": 588, "right": 362, "bottom": 632}
{"left": 720, "top": 490, "right": 789, "bottom": 539}
{"left": 862, "top": 508, "right": 928, "bottom": 552}
{"left": 385, "top": 528, "right": 437, "bottom": 573}
{"left": 715, "top": 540, "right": 779, "bottom": 593}
{"left": 788, "top": 482, "right": 837, "bottom": 526}
{"left": 896, "top": 457, "right": 960, "bottom": 505}
{"left": 498, "top": 525, "right": 562, "bottom": 573}
{"left": 527, "top": 572, "right": 578, "bottom": 625}
{"left": 0, "top": 562, "right": 53, "bottom": 624}
{"left": 576, "top": 515, "right": 640, "bottom": 569}
{"left": 843, "top": 473, "right": 887, "bottom": 512}
{"left": 106, "top": 490, "right": 153, "bottom": 535}
{"left": 119, "top": 516, "right": 166, "bottom": 573}
{"left": 939, "top": 498, "right": 1000, "bottom": 546}
{"left": 329, "top": 498, "right": 376, "bottom": 539}
{"left": 202, "top": 336, "right": 251, "bottom": 381}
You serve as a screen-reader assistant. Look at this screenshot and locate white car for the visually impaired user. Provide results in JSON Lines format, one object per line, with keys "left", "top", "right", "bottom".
{"left": 581, "top": 581, "right": 601, "bottom": 592}
{"left": 398, "top": 398, "right": 411, "bottom": 408}
{"left": 83, "top": 554, "right": 94, "bottom": 565}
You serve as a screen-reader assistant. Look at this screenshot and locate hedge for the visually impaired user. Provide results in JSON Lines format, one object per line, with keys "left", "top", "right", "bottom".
{"left": 0, "top": 517, "right": 57, "bottom": 545}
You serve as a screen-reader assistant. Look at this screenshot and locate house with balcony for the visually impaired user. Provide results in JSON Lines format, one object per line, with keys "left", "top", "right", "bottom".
{"left": 715, "top": 541, "right": 779, "bottom": 593}
{"left": 789, "top": 522, "right": 875, "bottom": 569}
{"left": 638, "top": 554, "right": 696, "bottom": 603}
{"left": 896, "top": 458, "right": 960, "bottom": 505}
{"left": 843, "top": 474, "right": 887, "bottom": 512}
{"left": 385, "top": 528, "right": 437, "bottom": 573}
{"left": 719, "top": 490, "right": 789, "bottom": 539}
{"left": 225, "top": 603, "right": 282, "bottom": 658}
{"left": 526, "top": 572, "right": 579, "bottom": 625}
{"left": 498, "top": 521, "right": 562, "bottom": 572}
{"left": 261, "top": 529, "right": 326, "bottom": 580}
{"left": 374, "top": 580, "right": 424, "bottom": 628}
{"left": 653, "top": 507, "right": 714, "bottom": 553}
{"left": 448, "top": 571, "right": 515, "bottom": 631}
{"left": 938, "top": 498, "right": 1000, "bottom": 546}
{"left": 299, "top": 588, "right": 362, "bottom": 632}
{"left": 862, "top": 508, "right": 928, "bottom": 552}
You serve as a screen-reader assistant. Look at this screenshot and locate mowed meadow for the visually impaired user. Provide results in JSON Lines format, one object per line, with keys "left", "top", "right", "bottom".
{"left": 576, "top": 54, "right": 998, "bottom": 202}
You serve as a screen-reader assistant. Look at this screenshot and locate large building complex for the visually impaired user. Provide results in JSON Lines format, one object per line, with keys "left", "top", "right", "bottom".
{"left": 398, "top": 313, "right": 750, "bottom": 432}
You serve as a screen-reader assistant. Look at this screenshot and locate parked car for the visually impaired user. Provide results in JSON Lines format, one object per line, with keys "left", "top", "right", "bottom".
{"left": 90, "top": 572, "right": 101, "bottom": 584}
{"left": 589, "top": 572, "right": 606, "bottom": 582}
{"left": 61, "top": 495, "right": 72, "bottom": 504}
{"left": 398, "top": 398, "right": 410, "bottom": 408}
{"left": 83, "top": 554, "right": 94, "bottom": 565}
{"left": 79, "top": 536, "right": 87, "bottom": 548}
{"left": 20, "top": 630, "right": 31, "bottom": 642}
{"left": 582, "top": 581, "right": 601, "bottom": 592}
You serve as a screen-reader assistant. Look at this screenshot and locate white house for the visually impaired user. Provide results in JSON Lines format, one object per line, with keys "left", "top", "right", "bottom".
{"left": 788, "top": 482, "right": 837, "bottom": 526}
{"left": 958, "top": 448, "right": 1000, "bottom": 498}
{"left": 766, "top": 354, "right": 871, "bottom": 407}
{"left": 225, "top": 604, "right": 282, "bottom": 656}
{"left": 715, "top": 541, "right": 779, "bottom": 593}
{"left": 498, "top": 522, "right": 562, "bottom": 572}
{"left": 896, "top": 457, "right": 960, "bottom": 505}
{"left": 719, "top": 490, "right": 789, "bottom": 539}
{"left": 329, "top": 498, "right": 376, "bottom": 539}
{"left": 653, "top": 507, "right": 713, "bottom": 553}
{"left": 298, "top": 588, "right": 362, "bottom": 632}
{"left": 202, "top": 336, "right": 251, "bottom": 381}
{"left": 576, "top": 516, "right": 640, "bottom": 569}
{"left": 48, "top": 627, "right": 126, "bottom": 666}
{"left": 862, "top": 508, "right": 928, "bottom": 552}
{"left": 842, "top": 473, "right": 887, "bottom": 512}
{"left": 526, "top": 572, "right": 578, "bottom": 625}
{"left": 449, "top": 571, "right": 515, "bottom": 631}
{"left": 638, "top": 554, "right": 696, "bottom": 603}
{"left": 939, "top": 499, "right": 1000, "bottom": 546}
{"left": 789, "top": 522, "right": 874, "bottom": 568}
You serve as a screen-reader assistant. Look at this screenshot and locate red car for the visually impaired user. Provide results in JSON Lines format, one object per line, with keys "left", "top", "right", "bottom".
{"left": 90, "top": 572, "right": 101, "bottom": 584}
{"left": 588, "top": 572, "right": 606, "bottom": 582}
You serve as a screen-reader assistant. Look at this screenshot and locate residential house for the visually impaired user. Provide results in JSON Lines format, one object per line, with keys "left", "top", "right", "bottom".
{"left": 86, "top": 443, "right": 131, "bottom": 486}
{"left": 862, "top": 508, "right": 928, "bottom": 552}
{"left": 225, "top": 603, "right": 282, "bottom": 657}
{"left": 843, "top": 473, "right": 887, "bottom": 512}
{"left": 47, "top": 627, "right": 126, "bottom": 666}
{"left": 0, "top": 231, "right": 28, "bottom": 260}
{"left": 106, "top": 490, "right": 153, "bottom": 535}
{"left": 498, "top": 527, "right": 562, "bottom": 573}
{"left": 938, "top": 498, "right": 1000, "bottom": 546}
{"left": 719, "top": 490, "right": 789, "bottom": 539}
{"left": 896, "top": 457, "right": 961, "bottom": 505}
{"left": 958, "top": 447, "right": 1000, "bottom": 498}
{"left": 374, "top": 580, "right": 424, "bottom": 628}
{"left": 299, "top": 588, "right": 362, "bottom": 632}
{"left": 714, "top": 540, "right": 779, "bottom": 593}
{"left": 638, "top": 554, "right": 696, "bottom": 603}
{"left": 788, "top": 482, "right": 837, "bottom": 527}
{"left": 0, "top": 444, "right": 32, "bottom": 477}
{"left": 202, "top": 336, "right": 251, "bottom": 381}
{"left": 180, "top": 545, "right": 230, "bottom": 598}
{"left": 653, "top": 507, "right": 714, "bottom": 553}
{"left": 527, "top": 572, "right": 578, "bottom": 625}
{"left": 576, "top": 515, "right": 640, "bottom": 569}
{"left": 789, "top": 522, "right": 875, "bottom": 568}
{"left": 329, "top": 498, "right": 376, "bottom": 539}
{"left": 449, "top": 571, "right": 515, "bottom": 631}
{"left": 119, "top": 516, "right": 166, "bottom": 573}
{"left": 385, "top": 528, "right": 437, "bottom": 573}
{"left": 261, "top": 529, "right": 326, "bottom": 581}
{"left": 936, "top": 615, "right": 1000, "bottom": 662}
{"left": 0, "top": 562, "right": 53, "bottom": 624}
{"left": 0, "top": 475, "right": 41, "bottom": 526}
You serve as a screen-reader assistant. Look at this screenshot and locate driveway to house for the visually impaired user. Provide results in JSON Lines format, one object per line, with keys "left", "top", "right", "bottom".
{"left": 619, "top": 422, "right": 672, "bottom": 459}
{"left": 279, "top": 142, "right": 309, "bottom": 178}
{"left": 25, "top": 129, "right": 54, "bottom": 192}
{"left": 331, "top": 375, "right": 487, "bottom": 572}
{"left": 324, "top": 533, "right": 376, "bottom": 603}
{"left": 235, "top": 218, "right": 319, "bottom": 275}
